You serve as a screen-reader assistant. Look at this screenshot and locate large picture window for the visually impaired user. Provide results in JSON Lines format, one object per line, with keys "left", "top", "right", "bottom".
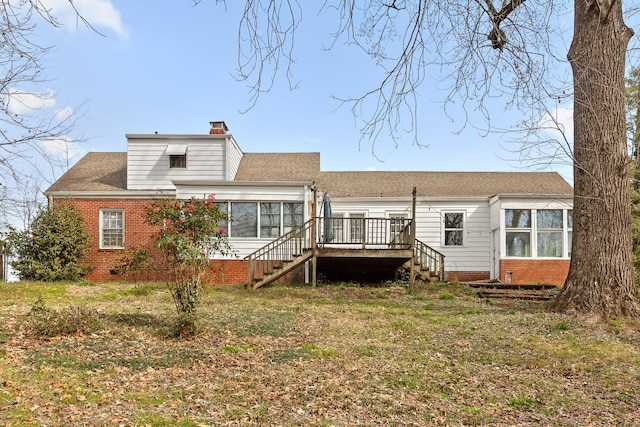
{"left": 504, "top": 208, "right": 572, "bottom": 258}
{"left": 101, "top": 209, "right": 124, "bottom": 249}
{"left": 226, "top": 201, "right": 303, "bottom": 238}
{"left": 443, "top": 212, "right": 464, "bottom": 246}
{"left": 230, "top": 202, "right": 257, "bottom": 237}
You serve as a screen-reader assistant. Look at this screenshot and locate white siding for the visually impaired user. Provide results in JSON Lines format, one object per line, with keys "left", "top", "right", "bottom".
{"left": 127, "top": 135, "right": 228, "bottom": 190}
{"left": 176, "top": 183, "right": 312, "bottom": 259}
{"left": 328, "top": 197, "right": 492, "bottom": 273}
{"left": 176, "top": 184, "right": 308, "bottom": 202}
{"left": 414, "top": 200, "right": 491, "bottom": 273}
{"left": 226, "top": 137, "right": 243, "bottom": 180}
{"left": 491, "top": 195, "right": 573, "bottom": 261}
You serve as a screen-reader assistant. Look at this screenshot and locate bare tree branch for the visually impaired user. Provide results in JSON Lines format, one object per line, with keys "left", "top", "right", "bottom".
{"left": 0, "top": 1, "right": 86, "bottom": 230}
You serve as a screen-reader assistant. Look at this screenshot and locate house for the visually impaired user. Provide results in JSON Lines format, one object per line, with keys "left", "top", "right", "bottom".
{"left": 45, "top": 121, "right": 573, "bottom": 286}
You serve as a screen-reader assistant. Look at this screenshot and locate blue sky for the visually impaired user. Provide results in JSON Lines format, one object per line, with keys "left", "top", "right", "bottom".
{"left": 31, "top": 1, "right": 574, "bottom": 182}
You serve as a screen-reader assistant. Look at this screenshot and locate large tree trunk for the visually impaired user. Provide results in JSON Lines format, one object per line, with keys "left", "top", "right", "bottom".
{"left": 555, "top": 0, "right": 640, "bottom": 317}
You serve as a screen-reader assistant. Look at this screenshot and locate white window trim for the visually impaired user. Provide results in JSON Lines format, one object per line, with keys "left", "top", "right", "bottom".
{"left": 226, "top": 201, "right": 304, "bottom": 239}
{"left": 535, "top": 209, "right": 564, "bottom": 258}
{"left": 441, "top": 210, "right": 466, "bottom": 247}
{"left": 100, "top": 209, "right": 125, "bottom": 249}
{"left": 503, "top": 208, "right": 573, "bottom": 259}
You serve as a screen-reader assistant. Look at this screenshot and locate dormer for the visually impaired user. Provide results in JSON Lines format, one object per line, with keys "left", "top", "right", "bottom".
{"left": 126, "top": 121, "right": 244, "bottom": 191}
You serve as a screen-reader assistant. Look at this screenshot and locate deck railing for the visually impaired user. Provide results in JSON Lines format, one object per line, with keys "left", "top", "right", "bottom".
{"left": 245, "top": 216, "right": 445, "bottom": 285}
{"left": 245, "top": 218, "right": 314, "bottom": 283}
{"left": 315, "top": 216, "right": 413, "bottom": 249}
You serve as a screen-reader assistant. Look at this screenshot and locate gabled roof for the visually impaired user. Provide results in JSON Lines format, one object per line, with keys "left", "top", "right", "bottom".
{"left": 234, "top": 152, "right": 320, "bottom": 181}
{"left": 45, "top": 151, "right": 573, "bottom": 198}
{"left": 316, "top": 171, "right": 573, "bottom": 198}
{"left": 46, "top": 152, "right": 127, "bottom": 192}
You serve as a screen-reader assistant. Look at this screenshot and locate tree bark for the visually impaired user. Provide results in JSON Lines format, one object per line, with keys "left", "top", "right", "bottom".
{"left": 555, "top": 0, "right": 640, "bottom": 317}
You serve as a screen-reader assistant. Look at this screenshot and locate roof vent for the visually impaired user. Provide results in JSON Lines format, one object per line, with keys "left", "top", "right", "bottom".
{"left": 209, "top": 121, "right": 228, "bottom": 135}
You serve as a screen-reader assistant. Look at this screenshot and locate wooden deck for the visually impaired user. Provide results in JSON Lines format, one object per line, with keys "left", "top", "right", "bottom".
{"left": 245, "top": 217, "right": 445, "bottom": 289}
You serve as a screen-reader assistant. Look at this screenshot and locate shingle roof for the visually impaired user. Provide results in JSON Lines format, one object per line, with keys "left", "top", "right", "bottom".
{"left": 46, "top": 152, "right": 127, "bottom": 192}
{"left": 316, "top": 171, "right": 573, "bottom": 198}
{"left": 45, "top": 151, "right": 573, "bottom": 198}
{"left": 234, "top": 152, "right": 320, "bottom": 181}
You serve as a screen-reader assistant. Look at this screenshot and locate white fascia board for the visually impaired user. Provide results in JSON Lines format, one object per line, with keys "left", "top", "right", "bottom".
{"left": 329, "top": 196, "right": 490, "bottom": 203}
{"left": 44, "top": 190, "right": 175, "bottom": 199}
{"left": 490, "top": 193, "right": 573, "bottom": 204}
{"left": 126, "top": 134, "right": 230, "bottom": 140}
{"left": 172, "top": 180, "right": 314, "bottom": 188}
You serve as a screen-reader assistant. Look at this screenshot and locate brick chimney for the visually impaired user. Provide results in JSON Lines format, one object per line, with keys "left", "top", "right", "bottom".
{"left": 209, "top": 121, "right": 228, "bottom": 134}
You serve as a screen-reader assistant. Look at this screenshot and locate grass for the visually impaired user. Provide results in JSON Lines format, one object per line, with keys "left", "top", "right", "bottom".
{"left": 1, "top": 280, "right": 639, "bottom": 426}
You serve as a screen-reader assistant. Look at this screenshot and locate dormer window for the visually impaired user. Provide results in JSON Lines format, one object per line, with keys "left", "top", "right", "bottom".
{"left": 165, "top": 145, "right": 188, "bottom": 169}
{"left": 170, "top": 154, "right": 186, "bottom": 168}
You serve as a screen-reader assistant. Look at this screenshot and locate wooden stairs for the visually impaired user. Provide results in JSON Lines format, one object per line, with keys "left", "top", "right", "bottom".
{"left": 245, "top": 217, "right": 446, "bottom": 290}
{"left": 465, "top": 280, "right": 560, "bottom": 301}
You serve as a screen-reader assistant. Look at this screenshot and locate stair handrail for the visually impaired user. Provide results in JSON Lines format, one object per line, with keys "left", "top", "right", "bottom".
{"left": 245, "top": 218, "right": 314, "bottom": 285}
{"left": 413, "top": 238, "right": 446, "bottom": 281}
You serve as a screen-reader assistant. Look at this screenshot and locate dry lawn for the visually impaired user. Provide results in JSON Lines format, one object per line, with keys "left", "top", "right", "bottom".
{"left": 0, "top": 280, "right": 639, "bottom": 426}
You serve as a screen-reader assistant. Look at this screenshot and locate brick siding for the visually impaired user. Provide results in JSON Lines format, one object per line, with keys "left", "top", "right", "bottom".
{"left": 445, "top": 271, "right": 490, "bottom": 282}
{"left": 53, "top": 198, "right": 160, "bottom": 282}
{"left": 52, "top": 198, "right": 277, "bottom": 285}
{"left": 500, "top": 259, "right": 569, "bottom": 285}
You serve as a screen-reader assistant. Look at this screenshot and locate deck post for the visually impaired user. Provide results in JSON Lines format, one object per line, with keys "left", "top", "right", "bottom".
{"left": 311, "top": 187, "right": 317, "bottom": 287}
{"left": 247, "top": 257, "right": 256, "bottom": 289}
{"left": 409, "top": 187, "right": 417, "bottom": 290}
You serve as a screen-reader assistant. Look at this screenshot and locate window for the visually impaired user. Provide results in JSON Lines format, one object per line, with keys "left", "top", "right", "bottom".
{"left": 226, "top": 201, "right": 304, "bottom": 238}
{"left": 331, "top": 213, "right": 344, "bottom": 242}
{"left": 504, "top": 208, "right": 572, "bottom": 258}
{"left": 283, "top": 203, "right": 303, "bottom": 233}
{"left": 166, "top": 144, "right": 188, "bottom": 168}
{"left": 389, "top": 215, "right": 407, "bottom": 237}
{"left": 537, "top": 210, "right": 563, "bottom": 257}
{"left": 214, "top": 201, "right": 228, "bottom": 232}
{"left": 230, "top": 202, "right": 257, "bottom": 237}
{"left": 169, "top": 154, "right": 187, "bottom": 168}
{"left": 349, "top": 213, "right": 365, "bottom": 242}
{"left": 260, "top": 203, "right": 281, "bottom": 238}
{"left": 101, "top": 209, "right": 124, "bottom": 248}
{"left": 505, "top": 209, "right": 531, "bottom": 257}
{"left": 443, "top": 212, "right": 464, "bottom": 246}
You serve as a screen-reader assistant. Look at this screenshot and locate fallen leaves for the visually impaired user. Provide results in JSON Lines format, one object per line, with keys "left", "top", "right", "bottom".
{"left": 0, "top": 281, "right": 639, "bottom": 426}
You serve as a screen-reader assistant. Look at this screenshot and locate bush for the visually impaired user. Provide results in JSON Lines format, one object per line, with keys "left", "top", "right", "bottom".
{"left": 145, "top": 195, "right": 233, "bottom": 336}
{"left": 24, "top": 297, "right": 101, "bottom": 338}
{"left": 7, "top": 200, "right": 91, "bottom": 281}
